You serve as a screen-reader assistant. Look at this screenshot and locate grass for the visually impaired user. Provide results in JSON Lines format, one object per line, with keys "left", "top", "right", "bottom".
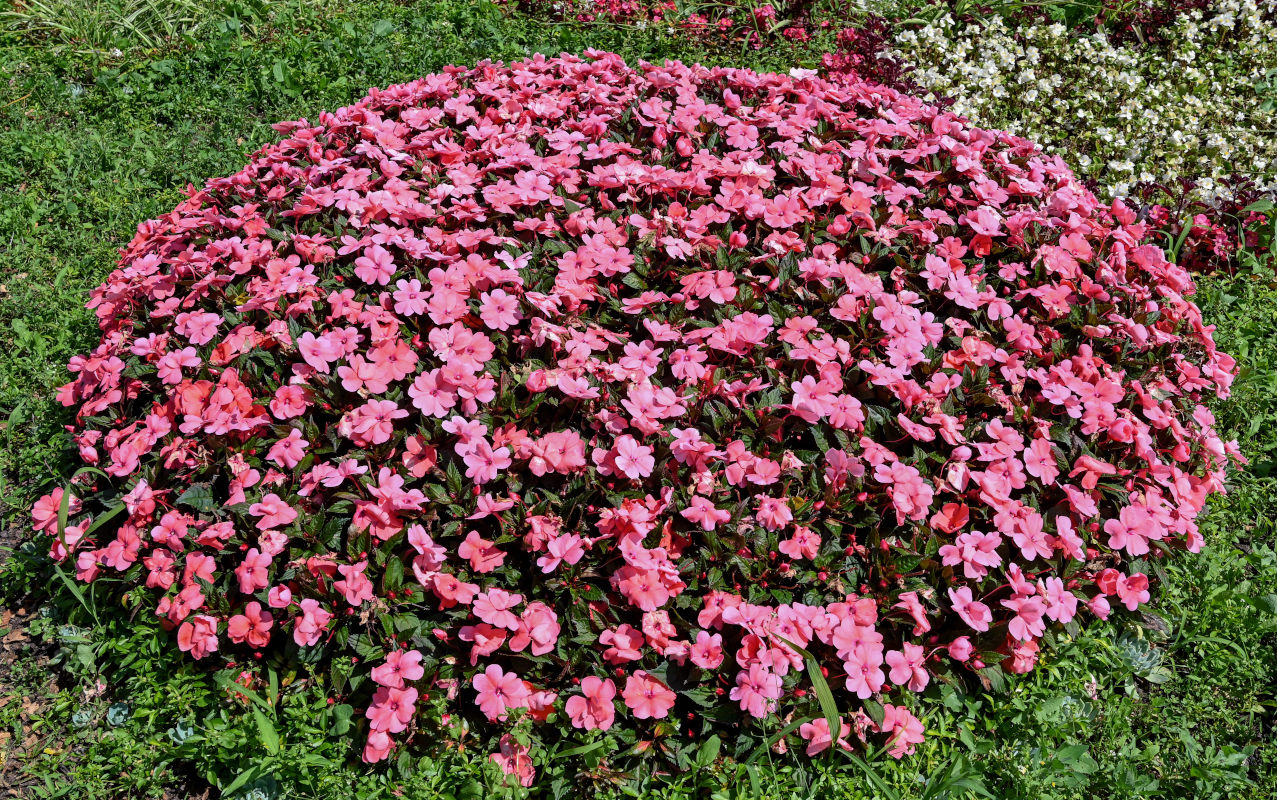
{"left": 0, "top": 0, "right": 1274, "bottom": 798}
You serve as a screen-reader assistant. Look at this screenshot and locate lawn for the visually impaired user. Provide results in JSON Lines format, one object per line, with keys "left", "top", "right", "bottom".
{"left": 0, "top": 1, "right": 1274, "bottom": 798}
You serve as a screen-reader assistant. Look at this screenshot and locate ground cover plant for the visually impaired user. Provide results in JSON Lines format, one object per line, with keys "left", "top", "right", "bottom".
{"left": 1, "top": 1, "right": 1275, "bottom": 799}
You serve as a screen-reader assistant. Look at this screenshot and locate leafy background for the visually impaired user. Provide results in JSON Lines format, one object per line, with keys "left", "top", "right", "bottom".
{"left": 0, "top": 1, "right": 1273, "bottom": 798}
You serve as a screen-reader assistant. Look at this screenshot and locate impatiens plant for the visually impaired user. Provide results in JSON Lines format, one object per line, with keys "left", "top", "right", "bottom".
{"left": 33, "top": 50, "right": 1242, "bottom": 786}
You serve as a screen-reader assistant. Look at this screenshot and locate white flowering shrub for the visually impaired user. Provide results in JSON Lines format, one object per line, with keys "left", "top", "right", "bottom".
{"left": 891, "top": 0, "right": 1277, "bottom": 200}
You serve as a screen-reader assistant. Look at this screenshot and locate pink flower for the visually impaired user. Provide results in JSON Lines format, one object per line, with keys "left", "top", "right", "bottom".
{"left": 680, "top": 495, "right": 731, "bottom": 532}
{"left": 335, "top": 560, "right": 375, "bottom": 606}
{"left": 362, "top": 730, "right": 393, "bottom": 763}
{"left": 509, "top": 602, "right": 560, "bottom": 655}
{"left": 730, "top": 663, "right": 782, "bottom": 718}
{"left": 527, "top": 430, "right": 587, "bottom": 476}
{"left": 31, "top": 488, "right": 80, "bottom": 534}
{"left": 460, "top": 438, "right": 512, "bottom": 485}
{"left": 1115, "top": 572, "right": 1151, "bottom": 610}
{"left": 778, "top": 526, "right": 820, "bottom": 560}
{"left": 472, "top": 664, "right": 530, "bottom": 721}
{"left": 1001, "top": 595, "right": 1048, "bottom": 641}
{"left": 615, "top": 567, "right": 670, "bottom": 611}
{"left": 799, "top": 717, "right": 850, "bottom": 756}
{"left": 948, "top": 586, "right": 992, "bottom": 632}
{"left": 408, "top": 369, "right": 458, "bottom": 418}
{"left": 478, "top": 288, "right": 522, "bottom": 331}
{"left": 458, "top": 530, "right": 506, "bottom": 573}
{"left": 690, "top": 630, "right": 724, "bottom": 669}
{"left": 342, "top": 399, "right": 407, "bottom": 446}
{"left": 473, "top": 588, "right": 523, "bottom": 630}
{"left": 612, "top": 435, "right": 655, "bottom": 480}
{"left": 248, "top": 493, "right": 297, "bottom": 531}
{"left": 371, "top": 649, "right": 425, "bottom": 688}
{"left": 755, "top": 496, "right": 794, "bottom": 531}
{"left": 600, "top": 624, "right": 645, "bottom": 663}
{"left": 844, "top": 646, "right": 886, "bottom": 699}
{"left": 1104, "top": 505, "right": 1155, "bottom": 557}
{"left": 880, "top": 704, "right": 925, "bottom": 758}
{"left": 938, "top": 531, "right": 1003, "bottom": 580}
{"left": 622, "top": 671, "right": 675, "bottom": 720}
{"left": 565, "top": 676, "right": 617, "bottom": 731}
{"left": 885, "top": 642, "right": 929, "bottom": 692}
{"left": 1042, "top": 577, "right": 1079, "bottom": 623}
{"left": 270, "top": 385, "right": 309, "bottom": 419}
{"left": 293, "top": 598, "right": 332, "bottom": 647}
{"left": 490, "top": 734, "right": 535, "bottom": 788}
{"left": 234, "top": 548, "right": 272, "bottom": 594}
{"left": 458, "top": 623, "right": 507, "bottom": 665}
{"left": 893, "top": 591, "right": 931, "bottom": 635}
{"left": 366, "top": 685, "right": 418, "bottom": 733}
{"left": 536, "top": 533, "right": 585, "bottom": 573}
{"left": 354, "top": 244, "right": 396, "bottom": 285}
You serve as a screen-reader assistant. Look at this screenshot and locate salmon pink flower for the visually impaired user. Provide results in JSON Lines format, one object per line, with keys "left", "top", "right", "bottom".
{"left": 248, "top": 493, "right": 297, "bottom": 531}
{"left": 880, "top": 704, "right": 925, "bottom": 758}
{"left": 622, "top": 671, "right": 675, "bottom": 720}
{"left": 690, "top": 630, "right": 725, "bottom": 669}
{"left": 227, "top": 602, "right": 274, "bottom": 648}
{"left": 680, "top": 495, "right": 731, "bottom": 531}
{"left": 478, "top": 289, "right": 522, "bottom": 331}
{"left": 565, "top": 676, "right": 617, "bottom": 731}
{"left": 177, "top": 614, "right": 218, "bottom": 659}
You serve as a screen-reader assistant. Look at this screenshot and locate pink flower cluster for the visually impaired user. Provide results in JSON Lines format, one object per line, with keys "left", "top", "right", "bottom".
{"left": 34, "top": 52, "right": 1240, "bottom": 783}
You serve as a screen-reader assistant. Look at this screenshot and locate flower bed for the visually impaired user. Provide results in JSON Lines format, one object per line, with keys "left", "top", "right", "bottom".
{"left": 33, "top": 51, "right": 1241, "bottom": 785}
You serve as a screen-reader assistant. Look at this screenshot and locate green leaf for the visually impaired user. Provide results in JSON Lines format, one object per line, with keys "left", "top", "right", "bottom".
{"left": 214, "top": 671, "right": 273, "bottom": 711}
{"left": 383, "top": 555, "right": 405, "bottom": 592}
{"left": 695, "top": 734, "right": 721, "bottom": 769}
{"left": 221, "top": 762, "right": 266, "bottom": 796}
{"left": 177, "top": 483, "right": 216, "bottom": 513}
{"left": 254, "top": 709, "right": 280, "bottom": 754}
{"left": 329, "top": 703, "right": 355, "bottom": 736}
{"left": 1251, "top": 594, "right": 1277, "bottom": 616}
{"left": 556, "top": 739, "right": 609, "bottom": 759}
{"left": 776, "top": 635, "right": 841, "bottom": 756}
{"left": 1055, "top": 744, "right": 1099, "bottom": 774}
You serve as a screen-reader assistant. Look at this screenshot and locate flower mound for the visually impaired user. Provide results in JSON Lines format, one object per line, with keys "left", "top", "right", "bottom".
{"left": 35, "top": 51, "right": 1241, "bottom": 780}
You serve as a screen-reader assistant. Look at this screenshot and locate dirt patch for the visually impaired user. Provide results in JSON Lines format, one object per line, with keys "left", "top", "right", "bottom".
{"left": 0, "top": 525, "right": 23, "bottom": 573}
{"left": 0, "top": 602, "right": 63, "bottom": 798}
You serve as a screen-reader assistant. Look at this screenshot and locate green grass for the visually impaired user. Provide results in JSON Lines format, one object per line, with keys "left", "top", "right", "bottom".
{"left": 0, "top": 1, "right": 1274, "bottom": 798}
